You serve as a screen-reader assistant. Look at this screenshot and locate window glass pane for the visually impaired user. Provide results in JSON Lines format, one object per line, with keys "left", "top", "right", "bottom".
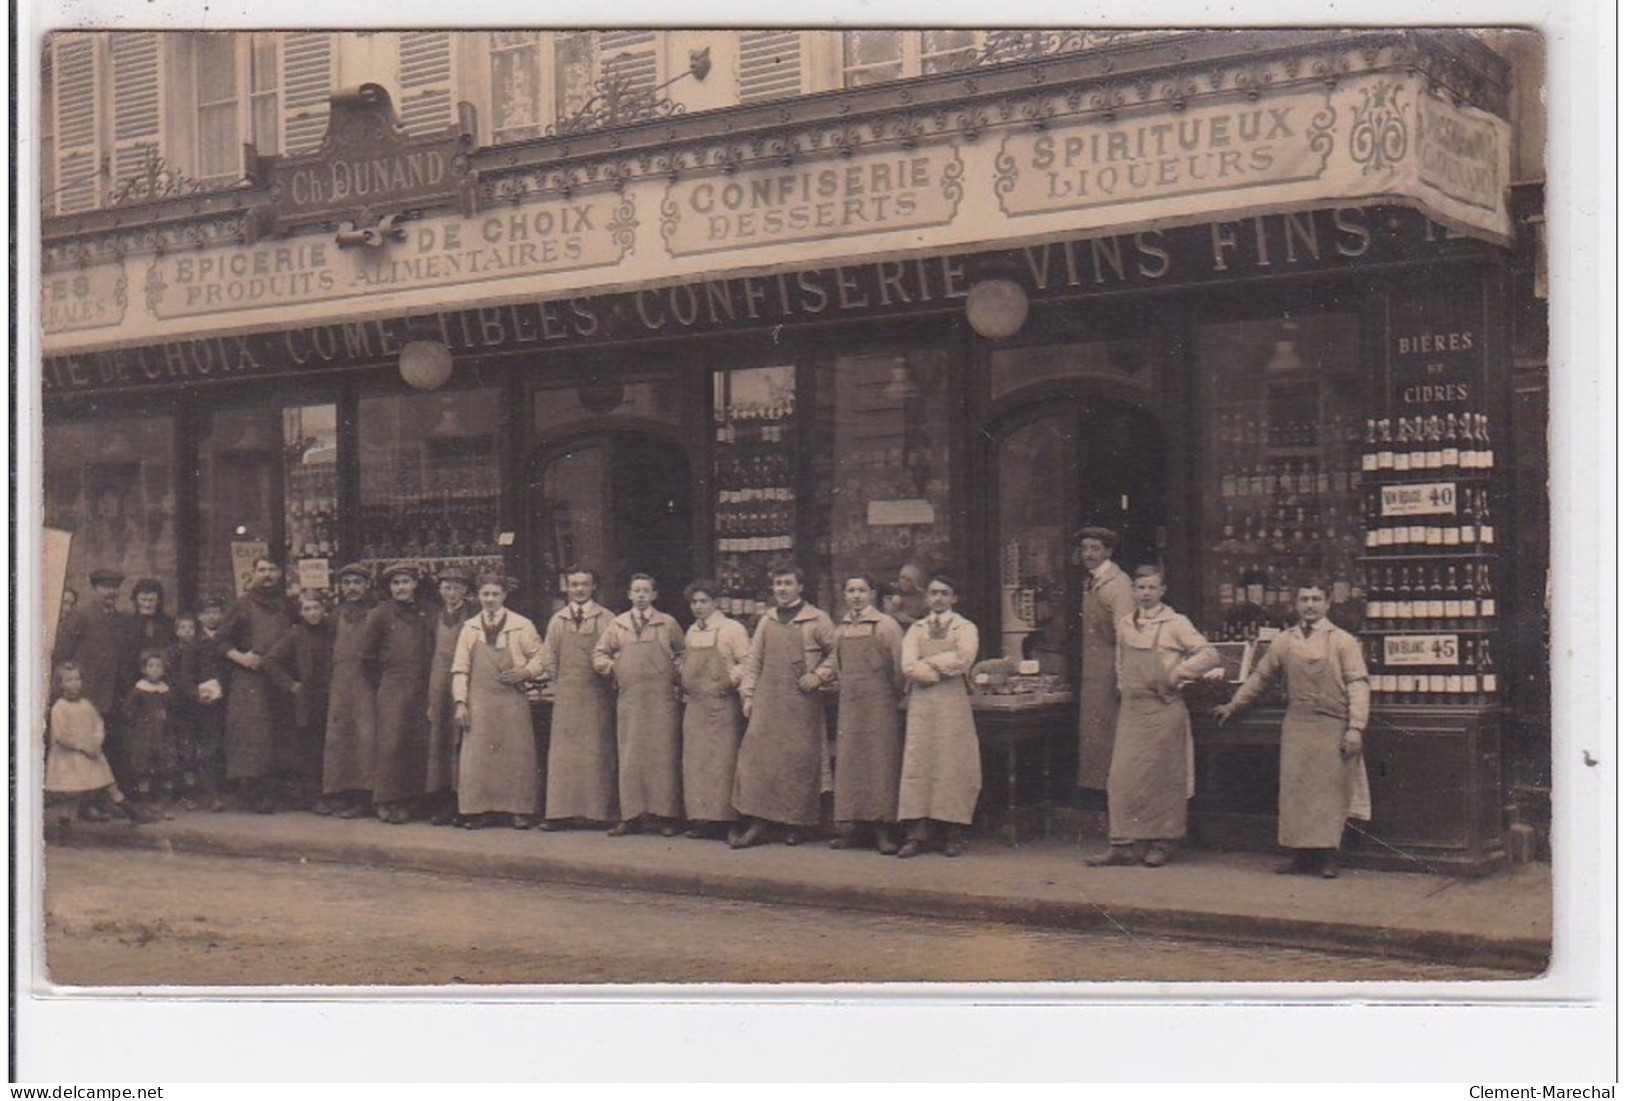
{"left": 491, "top": 32, "right": 543, "bottom": 141}
{"left": 843, "top": 30, "right": 903, "bottom": 87}
{"left": 531, "top": 376, "right": 685, "bottom": 435}
{"left": 249, "top": 34, "right": 278, "bottom": 92}
{"left": 249, "top": 34, "right": 279, "bottom": 155}
{"left": 197, "top": 408, "right": 280, "bottom": 601}
{"left": 1197, "top": 314, "right": 1364, "bottom": 637}
{"left": 996, "top": 414, "right": 1073, "bottom": 672}
{"left": 283, "top": 405, "right": 339, "bottom": 585}
{"left": 44, "top": 415, "right": 178, "bottom": 612}
{"left": 921, "top": 30, "right": 977, "bottom": 73}
{"left": 195, "top": 34, "right": 237, "bottom": 103}
{"left": 358, "top": 390, "right": 503, "bottom": 574}
{"left": 197, "top": 103, "right": 240, "bottom": 178}
{"left": 554, "top": 32, "right": 594, "bottom": 121}
{"left": 824, "top": 351, "right": 953, "bottom": 620}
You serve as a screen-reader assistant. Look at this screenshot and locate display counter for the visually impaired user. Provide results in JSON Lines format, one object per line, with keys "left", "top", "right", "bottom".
{"left": 1190, "top": 704, "right": 1507, "bottom": 875}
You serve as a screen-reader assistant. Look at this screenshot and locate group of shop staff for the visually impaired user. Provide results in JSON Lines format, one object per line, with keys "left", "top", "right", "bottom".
{"left": 47, "top": 525, "right": 1371, "bottom": 876}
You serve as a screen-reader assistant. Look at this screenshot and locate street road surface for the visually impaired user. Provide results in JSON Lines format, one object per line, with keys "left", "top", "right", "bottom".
{"left": 39, "top": 846, "right": 1507, "bottom": 986}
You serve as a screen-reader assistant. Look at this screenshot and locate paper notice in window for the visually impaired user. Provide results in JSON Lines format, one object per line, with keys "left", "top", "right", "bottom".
{"left": 867, "top": 499, "right": 936, "bottom": 526}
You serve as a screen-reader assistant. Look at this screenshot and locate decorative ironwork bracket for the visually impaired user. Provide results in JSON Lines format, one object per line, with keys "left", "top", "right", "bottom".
{"left": 549, "top": 45, "right": 711, "bottom": 137}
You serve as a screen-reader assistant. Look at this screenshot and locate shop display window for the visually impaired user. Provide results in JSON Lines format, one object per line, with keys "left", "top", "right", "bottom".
{"left": 197, "top": 407, "right": 281, "bottom": 600}
{"left": 358, "top": 390, "right": 503, "bottom": 576}
{"left": 1196, "top": 313, "right": 1364, "bottom": 640}
{"left": 818, "top": 350, "right": 953, "bottom": 616}
{"left": 710, "top": 365, "right": 796, "bottom": 623}
{"left": 282, "top": 404, "right": 339, "bottom": 588}
{"left": 44, "top": 415, "right": 177, "bottom": 604}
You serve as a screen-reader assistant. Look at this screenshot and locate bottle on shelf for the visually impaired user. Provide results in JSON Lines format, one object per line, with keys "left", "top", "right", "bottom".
{"left": 1392, "top": 417, "right": 1412, "bottom": 473}
{"left": 1441, "top": 413, "right": 1461, "bottom": 470}
{"left": 1362, "top": 419, "right": 1379, "bottom": 472}
{"left": 1476, "top": 487, "right": 1496, "bottom": 546}
{"left": 1376, "top": 418, "right": 1395, "bottom": 470}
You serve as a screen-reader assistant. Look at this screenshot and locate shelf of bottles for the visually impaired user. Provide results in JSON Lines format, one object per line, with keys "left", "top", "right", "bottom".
{"left": 1206, "top": 383, "right": 1365, "bottom": 643}
{"left": 285, "top": 460, "right": 339, "bottom": 565}
{"left": 357, "top": 438, "right": 503, "bottom": 569}
{"left": 1357, "top": 411, "right": 1500, "bottom": 706}
{"left": 712, "top": 393, "right": 796, "bottom": 625}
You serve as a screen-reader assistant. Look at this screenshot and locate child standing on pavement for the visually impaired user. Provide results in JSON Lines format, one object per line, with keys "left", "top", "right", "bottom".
{"left": 119, "top": 650, "right": 175, "bottom": 816}
{"left": 168, "top": 612, "right": 200, "bottom": 809}
{"left": 264, "top": 591, "right": 336, "bottom": 812}
{"left": 180, "top": 597, "right": 229, "bottom": 812}
{"left": 45, "top": 663, "right": 153, "bottom": 838}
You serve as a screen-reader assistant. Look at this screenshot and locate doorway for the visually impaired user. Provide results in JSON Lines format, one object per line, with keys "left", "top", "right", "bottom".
{"left": 989, "top": 395, "right": 1165, "bottom": 673}
{"left": 527, "top": 432, "right": 696, "bottom": 619}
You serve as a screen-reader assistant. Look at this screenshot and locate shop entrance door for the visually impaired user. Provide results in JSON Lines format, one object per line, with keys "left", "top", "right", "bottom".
{"left": 527, "top": 432, "right": 695, "bottom": 618}
{"left": 989, "top": 396, "right": 1164, "bottom": 672}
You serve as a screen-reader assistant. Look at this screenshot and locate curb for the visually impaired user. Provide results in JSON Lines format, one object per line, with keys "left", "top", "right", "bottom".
{"left": 69, "top": 825, "right": 1550, "bottom": 975}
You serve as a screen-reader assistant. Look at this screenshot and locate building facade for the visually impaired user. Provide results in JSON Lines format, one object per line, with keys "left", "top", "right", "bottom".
{"left": 37, "top": 29, "right": 1548, "bottom": 870}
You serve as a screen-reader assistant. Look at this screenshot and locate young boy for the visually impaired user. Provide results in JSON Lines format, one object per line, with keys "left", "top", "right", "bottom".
{"left": 180, "top": 597, "right": 229, "bottom": 812}
{"left": 119, "top": 649, "right": 175, "bottom": 816}
{"left": 264, "top": 591, "right": 336, "bottom": 812}
{"left": 168, "top": 612, "right": 200, "bottom": 809}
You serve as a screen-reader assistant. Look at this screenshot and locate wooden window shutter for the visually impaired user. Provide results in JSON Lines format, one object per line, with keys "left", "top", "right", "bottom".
{"left": 397, "top": 31, "right": 455, "bottom": 136}
{"left": 51, "top": 35, "right": 101, "bottom": 214}
{"left": 738, "top": 30, "right": 803, "bottom": 104}
{"left": 598, "top": 30, "right": 657, "bottom": 96}
{"left": 109, "top": 32, "right": 164, "bottom": 191}
{"left": 281, "top": 32, "right": 333, "bottom": 154}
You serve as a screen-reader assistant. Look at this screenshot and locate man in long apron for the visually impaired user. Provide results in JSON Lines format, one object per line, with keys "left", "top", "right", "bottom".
{"left": 593, "top": 573, "right": 685, "bottom": 837}
{"left": 678, "top": 581, "right": 750, "bottom": 840}
{"left": 536, "top": 567, "right": 618, "bottom": 830}
{"left": 1091, "top": 566, "right": 1220, "bottom": 868}
{"left": 819, "top": 573, "right": 907, "bottom": 855}
{"left": 321, "top": 564, "right": 378, "bottom": 819}
{"left": 730, "top": 564, "right": 836, "bottom": 848}
{"left": 218, "top": 557, "right": 293, "bottom": 814}
{"left": 1074, "top": 527, "right": 1137, "bottom": 802}
{"left": 1213, "top": 583, "right": 1372, "bottom": 879}
{"left": 896, "top": 573, "right": 982, "bottom": 858}
{"left": 424, "top": 566, "right": 474, "bottom": 826}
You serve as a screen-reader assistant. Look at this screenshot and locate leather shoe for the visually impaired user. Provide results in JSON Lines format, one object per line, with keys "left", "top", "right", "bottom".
{"left": 876, "top": 835, "right": 900, "bottom": 856}
{"left": 511, "top": 815, "right": 535, "bottom": 830}
{"left": 782, "top": 831, "right": 801, "bottom": 846}
{"left": 1319, "top": 854, "right": 1340, "bottom": 879}
{"left": 1143, "top": 844, "right": 1169, "bottom": 868}
{"left": 943, "top": 839, "right": 964, "bottom": 858}
{"left": 1088, "top": 845, "right": 1141, "bottom": 867}
{"left": 895, "top": 840, "right": 923, "bottom": 859}
{"left": 537, "top": 819, "right": 560, "bottom": 832}
{"left": 607, "top": 820, "right": 635, "bottom": 837}
{"left": 336, "top": 801, "right": 364, "bottom": 820}
{"left": 828, "top": 835, "right": 858, "bottom": 850}
{"left": 659, "top": 821, "right": 680, "bottom": 838}
{"left": 684, "top": 827, "right": 706, "bottom": 839}
{"left": 729, "top": 822, "right": 768, "bottom": 850}
{"left": 1276, "top": 854, "right": 1313, "bottom": 875}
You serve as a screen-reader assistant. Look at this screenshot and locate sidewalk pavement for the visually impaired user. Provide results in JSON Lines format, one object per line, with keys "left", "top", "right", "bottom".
{"left": 58, "top": 810, "right": 1552, "bottom": 974}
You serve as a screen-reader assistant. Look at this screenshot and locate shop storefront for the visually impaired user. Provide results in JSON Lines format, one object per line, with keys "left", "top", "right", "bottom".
{"left": 40, "top": 29, "right": 1537, "bottom": 871}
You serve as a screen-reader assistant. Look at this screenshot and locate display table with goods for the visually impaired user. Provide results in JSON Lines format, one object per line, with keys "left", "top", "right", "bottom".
{"left": 970, "top": 659, "right": 1073, "bottom": 845}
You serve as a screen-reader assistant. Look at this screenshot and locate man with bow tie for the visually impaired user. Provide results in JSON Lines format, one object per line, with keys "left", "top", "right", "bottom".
{"left": 1213, "top": 583, "right": 1371, "bottom": 879}
{"left": 593, "top": 573, "right": 686, "bottom": 837}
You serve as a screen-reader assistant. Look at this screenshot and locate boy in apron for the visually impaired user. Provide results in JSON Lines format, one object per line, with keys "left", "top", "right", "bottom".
{"left": 897, "top": 573, "right": 982, "bottom": 858}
